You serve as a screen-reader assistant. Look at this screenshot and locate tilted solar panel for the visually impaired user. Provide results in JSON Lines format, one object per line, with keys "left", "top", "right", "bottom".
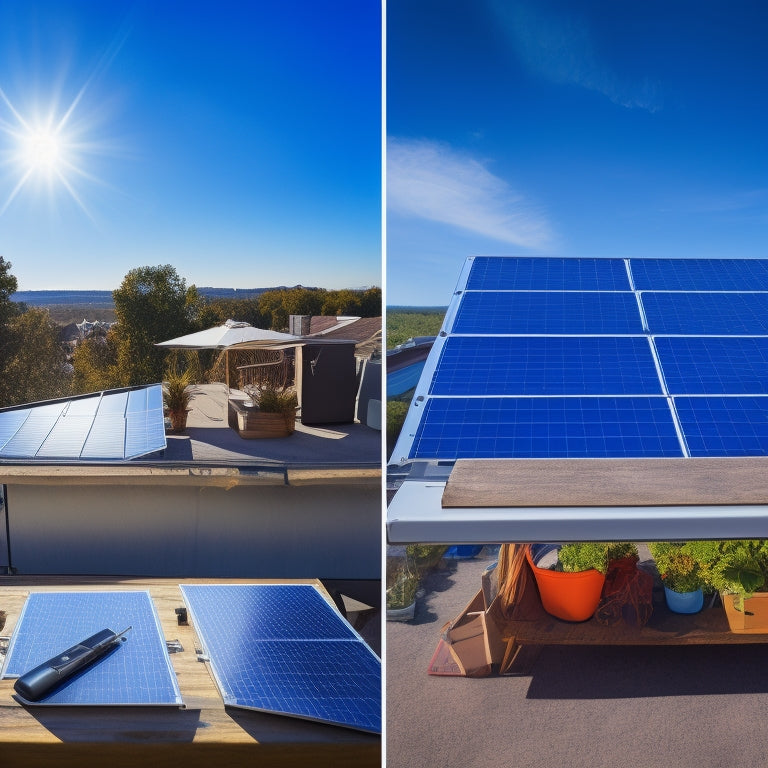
{"left": 655, "top": 337, "right": 768, "bottom": 395}
{"left": 0, "top": 385, "right": 166, "bottom": 461}
{"left": 630, "top": 258, "right": 768, "bottom": 291}
{"left": 642, "top": 292, "right": 768, "bottom": 335}
{"left": 452, "top": 291, "right": 644, "bottom": 334}
{"left": 466, "top": 256, "right": 632, "bottom": 291}
{"left": 408, "top": 396, "right": 683, "bottom": 460}
{"left": 675, "top": 396, "right": 768, "bottom": 457}
{"left": 392, "top": 256, "right": 768, "bottom": 465}
{"left": 2, "top": 591, "right": 182, "bottom": 706}
{"left": 180, "top": 584, "right": 381, "bottom": 733}
{"left": 429, "top": 336, "right": 662, "bottom": 396}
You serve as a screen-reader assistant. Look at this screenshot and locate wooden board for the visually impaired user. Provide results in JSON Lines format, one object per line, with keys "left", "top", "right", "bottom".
{"left": 0, "top": 577, "right": 379, "bottom": 768}
{"left": 442, "top": 457, "right": 768, "bottom": 508}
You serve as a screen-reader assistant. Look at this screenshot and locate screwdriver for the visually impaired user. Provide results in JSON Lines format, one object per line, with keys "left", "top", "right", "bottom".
{"left": 14, "top": 626, "right": 132, "bottom": 702}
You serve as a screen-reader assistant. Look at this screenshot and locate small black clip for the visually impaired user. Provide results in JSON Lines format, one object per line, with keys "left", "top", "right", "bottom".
{"left": 175, "top": 607, "right": 188, "bottom": 626}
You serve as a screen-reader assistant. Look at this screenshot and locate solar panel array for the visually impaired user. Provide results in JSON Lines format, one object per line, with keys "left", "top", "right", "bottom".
{"left": 0, "top": 385, "right": 166, "bottom": 461}
{"left": 2, "top": 591, "right": 182, "bottom": 706}
{"left": 180, "top": 584, "right": 381, "bottom": 733}
{"left": 394, "top": 257, "right": 768, "bottom": 462}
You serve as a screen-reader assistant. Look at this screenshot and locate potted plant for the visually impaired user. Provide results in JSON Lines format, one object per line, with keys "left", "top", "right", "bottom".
{"left": 386, "top": 561, "right": 419, "bottom": 621}
{"left": 526, "top": 542, "right": 638, "bottom": 622}
{"left": 232, "top": 382, "right": 298, "bottom": 438}
{"left": 685, "top": 539, "right": 768, "bottom": 632}
{"left": 648, "top": 542, "right": 706, "bottom": 614}
{"left": 163, "top": 369, "right": 194, "bottom": 432}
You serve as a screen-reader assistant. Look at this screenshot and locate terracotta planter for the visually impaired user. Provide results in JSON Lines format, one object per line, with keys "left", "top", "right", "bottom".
{"left": 526, "top": 544, "right": 606, "bottom": 622}
{"left": 721, "top": 591, "right": 768, "bottom": 633}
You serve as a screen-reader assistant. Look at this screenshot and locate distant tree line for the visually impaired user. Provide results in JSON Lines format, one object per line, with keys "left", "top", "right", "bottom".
{"left": 0, "top": 258, "right": 381, "bottom": 407}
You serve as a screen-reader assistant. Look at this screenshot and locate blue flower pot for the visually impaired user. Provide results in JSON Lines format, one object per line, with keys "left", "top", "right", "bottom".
{"left": 664, "top": 586, "right": 704, "bottom": 614}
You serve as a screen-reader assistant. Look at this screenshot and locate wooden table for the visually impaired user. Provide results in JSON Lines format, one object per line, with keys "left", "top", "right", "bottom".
{"left": 0, "top": 577, "right": 380, "bottom": 767}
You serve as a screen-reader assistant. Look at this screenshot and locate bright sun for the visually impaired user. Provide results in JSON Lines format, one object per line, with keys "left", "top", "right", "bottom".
{"left": 20, "top": 127, "right": 64, "bottom": 173}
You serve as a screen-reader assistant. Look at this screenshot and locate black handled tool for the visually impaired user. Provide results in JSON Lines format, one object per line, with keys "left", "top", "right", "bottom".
{"left": 13, "top": 626, "right": 132, "bottom": 702}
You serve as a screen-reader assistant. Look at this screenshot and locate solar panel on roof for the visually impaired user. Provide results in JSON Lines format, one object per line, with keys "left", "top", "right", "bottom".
{"left": 642, "top": 292, "right": 768, "bottom": 335}
{"left": 408, "top": 396, "right": 683, "bottom": 460}
{"left": 0, "top": 385, "right": 166, "bottom": 461}
{"left": 452, "top": 291, "right": 644, "bottom": 334}
{"left": 429, "top": 336, "right": 662, "bottom": 396}
{"left": 630, "top": 258, "right": 768, "bottom": 291}
{"left": 180, "top": 584, "right": 381, "bottom": 733}
{"left": 2, "top": 591, "right": 182, "bottom": 706}
{"left": 655, "top": 337, "right": 768, "bottom": 394}
{"left": 466, "top": 256, "right": 631, "bottom": 291}
{"left": 674, "top": 396, "right": 768, "bottom": 457}
{"left": 390, "top": 256, "right": 768, "bottom": 466}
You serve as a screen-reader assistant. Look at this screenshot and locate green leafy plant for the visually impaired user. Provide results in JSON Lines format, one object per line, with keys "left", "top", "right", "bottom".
{"left": 406, "top": 544, "right": 448, "bottom": 574}
{"left": 648, "top": 542, "right": 706, "bottom": 593}
{"left": 684, "top": 539, "right": 768, "bottom": 611}
{"left": 250, "top": 382, "right": 298, "bottom": 416}
{"left": 386, "top": 562, "right": 419, "bottom": 610}
{"left": 557, "top": 542, "right": 638, "bottom": 574}
{"left": 163, "top": 369, "right": 193, "bottom": 414}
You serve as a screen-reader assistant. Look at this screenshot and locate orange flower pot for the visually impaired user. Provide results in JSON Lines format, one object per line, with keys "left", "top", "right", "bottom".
{"left": 526, "top": 545, "right": 606, "bottom": 622}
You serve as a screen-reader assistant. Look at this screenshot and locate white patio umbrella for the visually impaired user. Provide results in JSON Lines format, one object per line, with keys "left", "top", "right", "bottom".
{"left": 156, "top": 320, "right": 300, "bottom": 387}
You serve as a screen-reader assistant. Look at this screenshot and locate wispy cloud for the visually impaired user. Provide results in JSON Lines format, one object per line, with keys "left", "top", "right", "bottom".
{"left": 387, "top": 137, "right": 554, "bottom": 250}
{"left": 491, "top": 0, "right": 661, "bottom": 113}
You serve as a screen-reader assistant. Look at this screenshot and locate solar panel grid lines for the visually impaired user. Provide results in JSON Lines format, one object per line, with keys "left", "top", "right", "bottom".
{"left": 452, "top": 291, "right": 645, "bottom": 335}
{"left": 392, "top": 256, "right": 768, "bottom": 464}
{"left": 179, "top": 584, "right": 381, "bottom": 733}
{"left": 641, "top": 292, "right": 768, "bottom": 335}
{"left": 2, "top": 591, "right": 182, "bottom": 706}
{"left": 428, "top": 336, "right": 663, "bottom": 396}
{"left": 0, "top": 384, "right": 166, "bottom": 461}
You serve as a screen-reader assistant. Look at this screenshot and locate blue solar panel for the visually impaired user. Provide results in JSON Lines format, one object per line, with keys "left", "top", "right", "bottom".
{"left": 466, "top": 256, "right": 631, "bottom": 291}
{"left": 430, "top": 336, "right": 662, "bottom": 396}
{"left": 0, "top": 385, "right": 166, "bottom": 460}
{"left": 675, "top": 396, "right": 768, "bottom": 457}
{"left": 180, "top": 584, "right": 381, "bottom": 733}
{"left": 408, "top": 397, "right": 683, "bottom": 459}
{"left": 643, "top": 292, "right": 768, "bottom": 335}
{"left": 452, "top": 291, "right": 644, "bottom": 334}
{"left": 631, "top": 258, "right": 768, "bottom": 291}
{"left": 656, "top": 337, "right": 768, "bottom": 395}
{"left": 2, "top": 591, "right": 182, "bottom": 706}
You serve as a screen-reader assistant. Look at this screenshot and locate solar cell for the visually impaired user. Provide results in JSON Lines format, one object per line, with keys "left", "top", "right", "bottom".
{"left": 631, "top": 258, "right": 768, "bottom": 291}
{"left": 2, "top": 591, "right": 182, "bottom": 706}
{"left": 642, "top": 292, "right": 768, "bottom": 335}
{"left": 429, "top": 336, "right": 662, "bottom": 396}
{"left": 452, "top": 291, "right": 644, "bottom": 334}
{"left": 655, "top": 337, "right": 768, "bottom": 395}
{"left": 180, "top": 584, "right": 381, "bottom": 733}
{"left": 466, "top": 256, "right": 631, "bottom": 291}
{"left": 674, "top": 396, "right": 768, "bottom": 457}
{"left": 408, "top": 396, "right": 683, "bottom": 459}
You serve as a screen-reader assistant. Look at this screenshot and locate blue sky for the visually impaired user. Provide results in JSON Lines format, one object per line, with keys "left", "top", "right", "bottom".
{"left": 386, "top": 0, "right": 768, "bottom": 305}
{"left": 0, "top": 0, "right": 381, "bottom": 291}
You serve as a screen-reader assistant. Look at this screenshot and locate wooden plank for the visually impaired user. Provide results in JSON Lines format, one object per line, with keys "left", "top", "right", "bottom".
{"left": 443, "top": 457, "right": 768, "bottom": 508}
{"left": 0, "top": 577, "right": 380, "bottom": 766}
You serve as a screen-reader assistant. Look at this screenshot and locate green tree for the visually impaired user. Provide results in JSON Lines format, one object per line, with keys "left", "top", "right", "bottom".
{"left": 72, "top": 330, "right": 120, "bottom": 393}
{"left": 321, "top": 289, "right": 362, "bottom": 316}
{"left": 0, "top": 256, "right": 19, "bottom": 327}
{"left": 0, "top": 308, "right": 70, "bottom": 406}
{"left": 111, "top": 265, "right": 199, "bottom": 386}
